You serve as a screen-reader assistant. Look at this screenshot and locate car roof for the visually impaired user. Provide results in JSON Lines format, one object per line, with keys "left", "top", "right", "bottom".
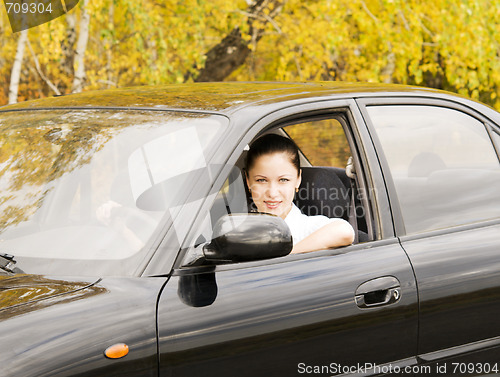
{"left": 0, "top": 81, "right": 449, "bottom": 114}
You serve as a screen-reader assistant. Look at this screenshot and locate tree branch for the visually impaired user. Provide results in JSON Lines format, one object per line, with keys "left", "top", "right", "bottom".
{"left": 27, "top": 39, "right": 61, "bottom": 96}
{"left": 191, "top": 0, "right": 286, "bottom": 82}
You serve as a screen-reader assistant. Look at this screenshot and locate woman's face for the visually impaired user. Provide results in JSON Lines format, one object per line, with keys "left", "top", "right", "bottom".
{"left": 246, "top": 152, "right": 301, "bottom": 219}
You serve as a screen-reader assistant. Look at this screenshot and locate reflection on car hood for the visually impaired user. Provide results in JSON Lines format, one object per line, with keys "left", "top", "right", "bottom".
{"left": 0, "top": 274, "right": 101, "bottom": 318}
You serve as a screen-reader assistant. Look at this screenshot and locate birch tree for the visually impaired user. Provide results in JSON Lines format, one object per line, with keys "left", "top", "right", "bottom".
{"left": 62, "top": 13, "right": 77, "bottom": 79}
{"left": 8, "top": 29, "right": 28, "bottom": 104}
{"left": 72, "top": 0, "right": 90, "bottom": 93}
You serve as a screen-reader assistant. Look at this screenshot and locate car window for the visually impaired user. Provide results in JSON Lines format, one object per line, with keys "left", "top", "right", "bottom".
{"left": 283, "top": 119, "right": 357, "bottom": 222}
{"left": 205, "top": 119, "right": 353, "bottom": 224}
{"left": 285, "top": 118, "right": 351, "bottom": 167}
{"left": 367, "top": 105, "right": 500, "bottom": 234}
{"left": 182, "top": 116, "right": 368, "bottom": 266}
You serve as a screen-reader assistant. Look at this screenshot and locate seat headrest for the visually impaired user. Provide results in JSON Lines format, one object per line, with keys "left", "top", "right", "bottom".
{"left": 296, "top": 167, "right": 350, "bottom": 220}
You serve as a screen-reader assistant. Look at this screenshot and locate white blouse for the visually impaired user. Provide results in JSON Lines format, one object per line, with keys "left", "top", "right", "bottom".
{"left": 284, "top": 203, "right": 354, "bottom": 245}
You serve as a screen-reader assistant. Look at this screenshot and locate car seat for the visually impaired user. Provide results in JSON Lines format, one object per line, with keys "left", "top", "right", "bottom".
{"left": 296, "top": 166, "right": 368, "bottom": 243}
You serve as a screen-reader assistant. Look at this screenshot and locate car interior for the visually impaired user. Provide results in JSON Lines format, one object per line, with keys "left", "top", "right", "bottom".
{"left": 207, "top": 120, "right": 371, "bottom": 249}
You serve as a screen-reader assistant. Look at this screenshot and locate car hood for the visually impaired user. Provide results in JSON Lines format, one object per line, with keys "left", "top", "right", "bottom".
{"left": 0, "top": 274, "right": 167, "bottom": 377}
{"left": 0, "top": 274, "right": 100, "bottom": 314}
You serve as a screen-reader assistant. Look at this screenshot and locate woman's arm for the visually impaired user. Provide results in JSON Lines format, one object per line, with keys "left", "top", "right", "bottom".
{"left": 291, "top": 220, "right": 355, "bottom": 254}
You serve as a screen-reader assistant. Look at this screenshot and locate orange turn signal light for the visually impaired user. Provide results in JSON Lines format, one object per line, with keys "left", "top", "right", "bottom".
{"left": 104, "top": 343, "right": 129, "bottom": 359}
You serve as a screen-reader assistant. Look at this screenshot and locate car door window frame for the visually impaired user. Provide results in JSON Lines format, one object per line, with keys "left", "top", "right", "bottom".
{"left": 278, "top": 113, "right": 376, "bottom": 240}
{"left": 486, "top": 122, "right": 500, "bottom": 162}
{"left": 163, "top": 99, "right": 388, "bottom": 273}
{"left": 357, "top": 96, "right": 500, "bottom": 238}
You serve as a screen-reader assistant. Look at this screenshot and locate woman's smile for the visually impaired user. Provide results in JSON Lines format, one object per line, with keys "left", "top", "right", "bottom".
{"left": 264, "top": 200, "right": 282, "bottom": 209}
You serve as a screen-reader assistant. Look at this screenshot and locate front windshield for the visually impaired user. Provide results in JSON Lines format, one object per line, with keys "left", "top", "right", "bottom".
{"left": 0, "top": 109, "right": 226, "bottom": 276}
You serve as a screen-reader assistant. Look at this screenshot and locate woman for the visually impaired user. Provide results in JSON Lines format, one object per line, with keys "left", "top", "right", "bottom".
{"left": 245, "top": 134, "right": 355, "bottom": 254}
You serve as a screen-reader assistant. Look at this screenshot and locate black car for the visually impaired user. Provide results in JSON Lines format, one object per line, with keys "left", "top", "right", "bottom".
{"left": 0, "top": 82, "right": 499, "bottom": 377}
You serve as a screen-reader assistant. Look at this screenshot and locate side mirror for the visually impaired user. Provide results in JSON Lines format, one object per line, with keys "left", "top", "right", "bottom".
{"left": 203, "top": 213, "right": 292, "bottom": 263}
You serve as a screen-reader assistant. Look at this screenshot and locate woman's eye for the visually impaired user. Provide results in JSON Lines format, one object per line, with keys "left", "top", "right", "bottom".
{"left": 256, "top": 178, "right": 266, "bottom": 183}
{"left": 280, "top": 178, "right": 289, "bottom": 182}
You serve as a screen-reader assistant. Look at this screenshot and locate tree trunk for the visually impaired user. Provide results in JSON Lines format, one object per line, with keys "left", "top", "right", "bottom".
{"left": 8, "top": 29, "right": 29, "bottom": 104}
{"left": 192, "top": 0, "right": 285, "bottom": 82}
{"left": 105, "top": 2, "right": 115, "bottom": 88}
{"left": 62, "top": 12, "right": 77, "bottom": 79}
{"left": 194, "top": 27, "right": 251, "bottom": 82}
{"left": 72, "top": 0, "right": 90, "bottom": 93}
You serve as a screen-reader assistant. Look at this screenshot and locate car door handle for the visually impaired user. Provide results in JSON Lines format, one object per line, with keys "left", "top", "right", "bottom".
{"left": 355, "top": 276, "right": 401, "bottom": 309}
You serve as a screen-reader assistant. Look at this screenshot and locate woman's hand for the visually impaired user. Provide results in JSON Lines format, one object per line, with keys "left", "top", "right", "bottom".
{"left": 96, "top": 200, "right": 145, "bottom": 250}
{"left": 96, "top": 200, "right": 122, "bottom": 225}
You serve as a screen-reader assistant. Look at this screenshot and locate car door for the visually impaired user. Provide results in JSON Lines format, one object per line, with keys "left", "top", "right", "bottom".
{"left": 361, "top": 99, "right": 500, "bottom": 375}
{"left": 156, "top": 102, "right": 419, "bottom": 377}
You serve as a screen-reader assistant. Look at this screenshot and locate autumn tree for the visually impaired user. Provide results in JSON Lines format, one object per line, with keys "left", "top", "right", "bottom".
{"left": 1, "top": 0, "right": 500, "bottom": 109}
{"left": 237, "top": 0, "right": 500, "bottom": 106}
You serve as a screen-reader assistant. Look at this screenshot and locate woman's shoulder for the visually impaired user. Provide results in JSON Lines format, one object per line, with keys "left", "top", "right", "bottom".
{"left": 285, "top": 204, "right": 335, "bottom": 244}
{"left": 285, "top": 203, "right": 333, "bottom": 230}
{"left": 287, "top": 203, "right": 334, "bottom": 224}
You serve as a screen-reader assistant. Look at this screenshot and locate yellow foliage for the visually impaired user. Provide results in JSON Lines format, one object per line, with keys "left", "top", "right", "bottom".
{"left": 1, "top": 0, "right": 500, "bottom": 109}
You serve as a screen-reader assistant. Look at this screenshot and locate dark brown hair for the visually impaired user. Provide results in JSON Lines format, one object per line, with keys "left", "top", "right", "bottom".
{"left": 245, "top": 134, "right": 300, "bottom": 176}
